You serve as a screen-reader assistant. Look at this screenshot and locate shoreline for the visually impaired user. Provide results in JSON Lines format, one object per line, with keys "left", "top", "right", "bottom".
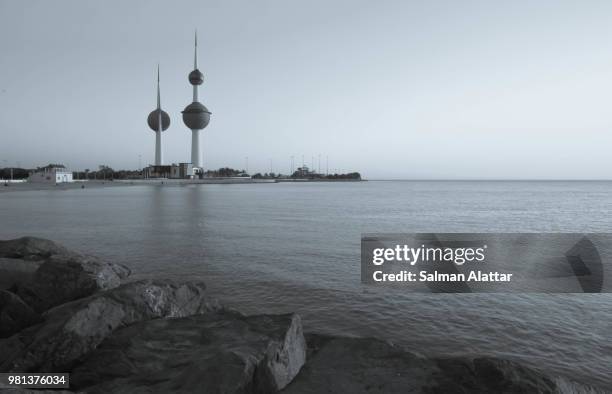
{"left": 0, "top": 178, "right": 365, "bottom": 193}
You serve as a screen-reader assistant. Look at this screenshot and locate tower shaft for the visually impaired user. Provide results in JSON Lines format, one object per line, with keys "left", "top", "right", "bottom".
{"left": 155, "top": 106, "right": 163, "bottom": 165}
{"left": 155, "top": 127, "right": 163, "bottom": 165}
{"left": 193, "top": 30, "right": 199, "bottom": 102}
{"left": 191, "top": 30, "right": 201, "bottom": 171}
{"left": 191, "top": 129, "right": 201, "bottom": 168}
{"left": 182, "top": 30, "right": 210, "bottom": 173}
{"left": 155, "top": 66, "right": 163, "bottom": 166}
{"left": 148, "top": 64, "right": 169, "bottom": 167}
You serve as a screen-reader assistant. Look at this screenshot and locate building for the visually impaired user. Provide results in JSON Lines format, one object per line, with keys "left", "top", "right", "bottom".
{"left": 170, "top": 163, "right": 193, "bottom": 179}
{"left": 295, "top": 165, "right": 314, "bottom": 177}
{"left": 143, "top": 163, "right": 193, "bottom": 179}
{"left": 182, "top": 31, "right": 211, "bottom": 176}
{"left": 143, "top": 165, "right": 171, "bottom": 179}
{"left": 29, "top": 164, "right": 73, "bottom": 184}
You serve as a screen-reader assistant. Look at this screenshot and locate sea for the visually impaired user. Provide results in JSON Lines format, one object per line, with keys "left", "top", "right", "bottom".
{"left": 1, "top": 180, "right": 611, "bottom": 389}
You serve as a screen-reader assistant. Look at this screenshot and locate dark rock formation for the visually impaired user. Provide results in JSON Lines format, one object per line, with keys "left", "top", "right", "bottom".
{"left": 0, "top": 258, "right": 41, "bottom": 291}
{"left": 0, "top": 280, "right": 220, "bottom": 373}
{"left": 0, "top": 237, "right": 69, "bottom": 261}
{"left": 71, "top": 311, "right": 306, "bottom": 393}
{"left": 282, "top": 335, "right": 559, "bottom": 394}
{"left": 0, "top": 237, "right": 130, "bottom": 312}
{"left": 17, "top": 253, "right": 131, "bottom": 313}
{"left": 0, "top": 290, "right": 41, "bottom": 338}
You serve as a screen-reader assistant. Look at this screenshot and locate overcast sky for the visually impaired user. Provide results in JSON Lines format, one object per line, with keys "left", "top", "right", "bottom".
{"left": 1, "top": 0, "right": 612, "bottom": 179}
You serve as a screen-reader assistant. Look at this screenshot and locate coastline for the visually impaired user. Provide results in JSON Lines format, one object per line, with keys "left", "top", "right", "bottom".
{"left": 0, "top": 178, "right": 365, "bottom": 193}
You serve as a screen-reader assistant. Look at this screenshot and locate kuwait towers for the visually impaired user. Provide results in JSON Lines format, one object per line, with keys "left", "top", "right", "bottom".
{"left": 182, "top": 31, "right": 211, "bottom": 173}
{"left": 147, "top": 66, "right": 170, "bottom": 165}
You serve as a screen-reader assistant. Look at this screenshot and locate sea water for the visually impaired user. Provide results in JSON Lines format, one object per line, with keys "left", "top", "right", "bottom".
{"left": 1, "top": 181, "right": 611, "bottom": 388}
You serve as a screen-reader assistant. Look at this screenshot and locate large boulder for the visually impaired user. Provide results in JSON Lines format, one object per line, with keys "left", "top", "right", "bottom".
{"left": 17, "top": 253, "right": 131, "bottom": 312}
{"left": 0, "top": 237, "right": 69, "bottom": 261}
{"left": 0, "top": 237, "right": 130, "bottom": 311}
{"left": 71, "top": 311, "right": 306, "bottom": 394}
{"left": 0, "top": 290, "right": 41, "bottom": 338}
{"left": 282, "top": 335, "right": 560, "bottom": 394}
{"left": 0, "top": 280, "right": 220, "bottom": 373}
{"left": 0, "top": 258, "right": 41, "bottom": 291}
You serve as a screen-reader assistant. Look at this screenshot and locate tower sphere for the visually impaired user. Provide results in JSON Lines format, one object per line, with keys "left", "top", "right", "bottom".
{"left": 147, "top": 109, "right": 171, "bottom": 131}
{"left": 182, "top": 102, "right": 211, "bottom": 130}
{"left": 189, "top": 69, "right": 204, "bottom": 85}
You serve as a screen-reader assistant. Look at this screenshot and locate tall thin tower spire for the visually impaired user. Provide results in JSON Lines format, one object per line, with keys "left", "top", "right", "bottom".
{"left": 193, "top": 31, "right": 199, "bottom": 101}
{"left": 194, "top": 30, "right": 198, "bottom": 69}
{"left": 156, "top": 64, "right": 161, "bottom": 109}
{"left": 182, "top": 30, "right": 211, "bottom": 176}
{"left": 155, "top": 64, "right": 162, "bottom": 165}
{"left": 147, "top": 65, "right": 170, "bottom": 166}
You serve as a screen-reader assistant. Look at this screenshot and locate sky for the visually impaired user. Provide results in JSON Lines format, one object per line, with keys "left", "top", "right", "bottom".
{"left": 1, "top": 0, "right": 612, "bottom": 179}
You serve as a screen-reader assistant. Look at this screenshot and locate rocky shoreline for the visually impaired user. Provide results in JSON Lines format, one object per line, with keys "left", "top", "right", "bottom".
{"left": 0, "top": 237, "right": 605, "bottom": 393}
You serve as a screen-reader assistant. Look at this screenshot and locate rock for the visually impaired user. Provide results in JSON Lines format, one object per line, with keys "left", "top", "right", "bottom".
{"left": 17, "top": 253, "right": 131, "bottom": 312}
{"left": 0, "top": 280, "right": 220, "bottom": 373}
{"left": 282, "top": 335, "right": 559, "bottom": 394}
{"left": 0, "top": 237, "right": 130, "bottom": 310}
{"left": 0, "top": 290, "right": 41, "bottom": 338}
{"left": 0, "top": 237, "right": 69, "bottom": 261}
{"left": 0, "top": 258, "right": 41, "bottom": 291}
{"left": 70, "top": 311, "right": 306, "bottom": 394}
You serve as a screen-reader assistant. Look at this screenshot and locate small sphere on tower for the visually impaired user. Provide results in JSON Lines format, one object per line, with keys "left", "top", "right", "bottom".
{"left": 147, "top": 109, "right": 170, "bottom": 132}
{"left": 189, "top": 69, "right": 204, "bottom": 85}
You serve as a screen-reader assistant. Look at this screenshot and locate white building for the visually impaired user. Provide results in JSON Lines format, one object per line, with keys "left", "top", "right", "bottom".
{"left": 29, "top": 164, "right": 73, "bottom": 184}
